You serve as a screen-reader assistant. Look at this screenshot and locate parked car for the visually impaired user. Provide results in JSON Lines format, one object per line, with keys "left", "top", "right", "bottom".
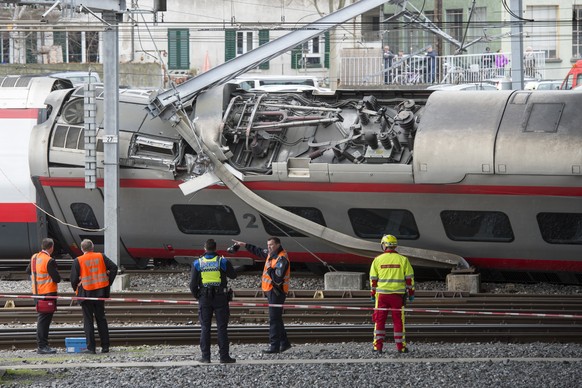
{"left": 484, "top": 76, "right": 537, "bottom": 90}
{"left": 48, "top": 71, "right": 101, "bottom": 86}
{"left": 536, "top": 80, "right": 562, "bottom": 90}
{"left": 427, "top": 83, "right": 498, "bottom": 91}
{"left": 560, "top": 59, "right": 582, "bottom": 90}
{"left": 231, "top": 75, "right": 331, "bottom": 92}
{"left": 525, "top": 80, "right": 561, "bottom": 90}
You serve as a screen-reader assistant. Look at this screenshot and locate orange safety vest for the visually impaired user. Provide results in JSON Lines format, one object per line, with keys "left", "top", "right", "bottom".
{"left": 261, "top": 250, "right": 290, "bottom": 293}
{"left": 77, "top": 252, "right": 109, "bottom": 291}
{"left": 31, "top": 251, "right": 58, "bottom": 295}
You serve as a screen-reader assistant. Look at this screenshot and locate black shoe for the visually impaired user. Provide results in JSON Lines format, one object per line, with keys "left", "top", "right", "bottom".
{"left": 280, "top": 344, "right": 292, "bottom": 353}
{"left": 398, "top": 347, "right": 409, "bottom": 354}
{"left": 37, "top": 347, "right": 56, "bottom": 354}
{"left": 372, "top": 349, "right": 383, "bottom": 354}
{"left": 81, "top": 349, "right": 96, "bottom": 355}
{"left": 262, "top": 348, "right": 279, "bottom": 354}
{"left": 101, "top": 348, "right": 109, "bottom": 354}
{"left": 220, "top": 356, "right": 236, "bottom": 364}
{"left": 197, "top": 358, "right": 211, "bottom": 363}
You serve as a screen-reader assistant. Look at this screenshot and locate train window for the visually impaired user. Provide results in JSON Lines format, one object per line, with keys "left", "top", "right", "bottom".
{"left": 523, "top": 103, "right": 563, "bottom": 133}
{"left": 65, "top": 126, "right": 82, "bottom": 149}
{"left": 171, "top": 205, "right": 240, "bottom": 235}
{"left": 52, "top": 125, "right": 68, "bottom": 148}
{"left": 348, "top": 209, "right": 419, "bottom": 240}
{"left": 440, "top": 210, "right": 514, "bottom": 242}
{"left": 70, "top": 203, "right": 100, "bottom": 230}
{"left": 537, "top": 213, "right": 582, "bottom": 244}
{"left": 52, "top": 125, "right": 83, "bottom": 150}
{"left": 260, "top": 207, "right": 326, "bottom": 237}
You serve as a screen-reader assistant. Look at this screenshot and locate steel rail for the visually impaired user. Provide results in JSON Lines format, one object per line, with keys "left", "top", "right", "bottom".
{"left": 1, "top": 324, "right": 581, "bottom": 350}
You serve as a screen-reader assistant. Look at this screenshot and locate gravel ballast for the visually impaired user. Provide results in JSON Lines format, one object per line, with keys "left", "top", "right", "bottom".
{"left": 1, "top": 269, "right": 581, "bottom": 387}
{"left": 0, "top": 342, "right": 581, "bottom": 387}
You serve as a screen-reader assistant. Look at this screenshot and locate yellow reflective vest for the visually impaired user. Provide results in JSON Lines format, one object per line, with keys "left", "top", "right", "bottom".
{"left": 369, "top": 251, "right": 414, "bottom": 294}
{"left": 200, "top": 255, "right": 222, "bottom": 286}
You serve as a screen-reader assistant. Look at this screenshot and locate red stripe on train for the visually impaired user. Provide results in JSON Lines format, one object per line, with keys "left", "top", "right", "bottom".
{"left": 0, "top": 203, "right": 37, "bottom": 222}
{"left": 125, "top": 247, "right": 582, "bottom": 272}
{"left": 38, "top": 177, "right": 582, "bottom": 196}
{"left": 0, "top": 109, "right": 39, "bottom": 119}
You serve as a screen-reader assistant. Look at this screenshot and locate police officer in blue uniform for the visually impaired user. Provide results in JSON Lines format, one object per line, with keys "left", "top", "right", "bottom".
{"left": 189, "top": 239, "right": 237, "bottom": 364}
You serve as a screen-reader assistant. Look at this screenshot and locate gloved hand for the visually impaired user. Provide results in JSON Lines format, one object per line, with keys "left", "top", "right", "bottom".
{"left": 370, "top": 290, "right": 376, "bottom": 302}
{"left": 408, "top": 295, "right": 415, "bottom": 303}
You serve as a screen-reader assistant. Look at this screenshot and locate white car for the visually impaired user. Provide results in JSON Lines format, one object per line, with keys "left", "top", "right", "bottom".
{"left": 49, "top": 71, "right": 101, "bottom": 86}
{"left": 427, "top": 83, "right": 498, "bottom": 91}
{"left": 231, "top": 75, "right": 331, "bottom": 93}
{"left": 534, "top": 80, "right": 562, "bottom": 90}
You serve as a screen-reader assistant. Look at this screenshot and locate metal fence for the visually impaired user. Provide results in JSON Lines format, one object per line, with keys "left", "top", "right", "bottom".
{"left": 339, "top": 51, "right": 546, "bottom": 87}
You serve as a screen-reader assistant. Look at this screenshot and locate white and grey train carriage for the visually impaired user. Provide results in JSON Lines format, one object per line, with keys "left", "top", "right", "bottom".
{"left": 0, "top": 75, "right": 73, "bottom": 264}
{"left": 12, "top": 79, "right": 581, "bottom": 283}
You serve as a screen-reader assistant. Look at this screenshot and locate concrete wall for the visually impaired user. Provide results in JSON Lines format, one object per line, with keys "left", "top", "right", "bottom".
{"left": 0, "top": 63, "right": 164, "bottom": 88}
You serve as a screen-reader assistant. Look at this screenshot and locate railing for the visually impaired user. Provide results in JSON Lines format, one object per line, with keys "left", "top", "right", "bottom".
{"left": 339, "top": 51, "right": 546, "bottom": 87}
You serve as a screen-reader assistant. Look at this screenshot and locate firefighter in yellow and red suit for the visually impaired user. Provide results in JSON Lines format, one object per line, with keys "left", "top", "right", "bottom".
{"left": 369, "top": 234, "right": 415, "bottom": 354}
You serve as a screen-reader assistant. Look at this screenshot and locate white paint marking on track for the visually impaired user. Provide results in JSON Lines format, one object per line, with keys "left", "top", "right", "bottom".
{"left": 4, "top": 357, "right": 582, "bottom": 370}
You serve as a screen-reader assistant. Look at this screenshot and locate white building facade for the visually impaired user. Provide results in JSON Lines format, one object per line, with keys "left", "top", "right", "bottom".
{"left": 1, "top": 1, "right": 580, "bottom": 85}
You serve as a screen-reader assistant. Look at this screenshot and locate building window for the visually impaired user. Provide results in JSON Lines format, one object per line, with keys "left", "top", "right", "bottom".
{"left": 440, "top": 210, "right": 514, "bottom": 242}
{"left": 362, "top": 12, "right": 380, "bottom": 42}
{"left": 382, "top": 13, "right": 400, "bottom": 52}
{"left": 261, "top": 207, "right": 326, "bottom": 237}
{"left": 291, "top": 32, "right": 329, "bottom": 69}
{"left": 25, "top": 31, "right": 39, "bottom": 64}
{"left": 225, "top": 29, "right": 269, "bottom": 69}
{"left": 168, "top": 29, "right": 190, "bottom": 70}
{"left": 53, "top": 31, "right": 100, "bottom": 63}
{"left": 573, "top": 6, "right": 582, "bottom": 59}
{"left": 172, "top": 205, "right": 240, "bottom": 235}
{"left": 1, "top": 32, "right": 9, "bottom": 63}
{"left": 469, "top": 7, "right": 487, "bottom": 52}
{"left": 70, "top": 203, "right": 99, "bottom": 230}
{"left": 237, "top": 31, "right": 254, "bottom": 55}
{"left": 525, "top": 6, "right": 557, "bottom": 59}
{"left": 348, "top": 209, "right": 419, "bottom": 240}
{"left": 537, "top": 213, "right": 582, "bottom": 244}
{"left": 446, "top": 9, "right": 463, "bottom": 55}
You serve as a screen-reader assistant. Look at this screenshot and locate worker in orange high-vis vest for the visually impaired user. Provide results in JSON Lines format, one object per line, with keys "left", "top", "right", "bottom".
{"left": 232, "top": 237, "right": 291, "bottom": 354}
{"left": 369, "top": 234, "right": 415, "bottom": 354}
{"left": 70, "top": 239, "right": 118, "bottom": 354}
{"left": 26, "top": 238, "right": 61, "bottom": 354}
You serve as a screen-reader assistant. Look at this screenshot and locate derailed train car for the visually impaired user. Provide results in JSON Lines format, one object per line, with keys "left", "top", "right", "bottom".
{"left": 0, "top": 75, "right": 73, "bottom": 263}
{"left": 22, "top": 82, "right": 582, "bottom": 283}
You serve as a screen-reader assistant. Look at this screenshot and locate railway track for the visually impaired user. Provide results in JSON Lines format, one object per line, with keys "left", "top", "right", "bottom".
{"left": 1, "top": 323, "right": 581, "bottom": 349}
{"left": 1, "top": 291, "right": 581, "bottom": 349}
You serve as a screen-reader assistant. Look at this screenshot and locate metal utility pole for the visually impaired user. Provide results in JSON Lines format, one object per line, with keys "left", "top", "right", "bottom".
{"left": 510, "top": 0, "right": 524, "bottom": 90}
{"left": 11, "top": 0, "right": 126, "bottom": 267}
{"left": 434, "top": 0, "right": 443, "bottom": 55}
{"left": 102, "top": 10, "right": 120, "bottom": 268}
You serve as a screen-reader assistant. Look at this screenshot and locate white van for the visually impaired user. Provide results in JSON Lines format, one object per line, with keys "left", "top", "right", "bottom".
{"left": 49, "top": 71, "right": 101, "bottom": 86}
{"left": 231, "top": 75, "right": 331, "bottom": 92}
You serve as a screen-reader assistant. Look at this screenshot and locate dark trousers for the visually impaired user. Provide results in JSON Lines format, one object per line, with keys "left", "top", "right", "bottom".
{"left": 266, "top": 290, "right": 290, "bottom": 350}
{"left": 198, "top": 293, "right": 230, "bottom": 360}
{"left": 81, "top": 300, "right": 109, "bottom": 351}
{"left": 37, "top": 311, "right": 54, "bottom": 348}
